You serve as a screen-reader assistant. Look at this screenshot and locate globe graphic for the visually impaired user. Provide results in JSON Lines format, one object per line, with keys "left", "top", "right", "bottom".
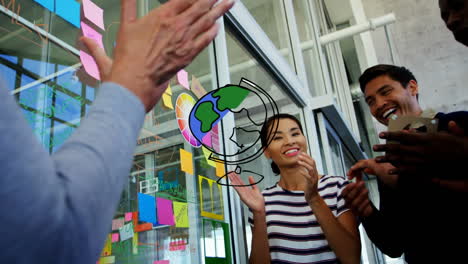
{"left": 189, "top": 80, "right": 278, "bottom": 165}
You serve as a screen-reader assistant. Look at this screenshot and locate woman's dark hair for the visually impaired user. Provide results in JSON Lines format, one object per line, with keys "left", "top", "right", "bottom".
{"left": 260, "top": 113, "right": 304, "bottom": 175}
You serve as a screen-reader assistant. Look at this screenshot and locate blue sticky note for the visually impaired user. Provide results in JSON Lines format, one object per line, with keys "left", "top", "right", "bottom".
{"left": 34, "top": 0, "right": 54, "bottom": 12}
{"left": 138, "top": 193, "right": 157, "bottom": 225}
{"left": 56, "top": 0, "right": 81, "bottom": 28}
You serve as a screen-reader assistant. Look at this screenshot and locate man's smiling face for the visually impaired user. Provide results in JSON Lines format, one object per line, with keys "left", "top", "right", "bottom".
{"left": 364, "top": 75, "right": 421, "bottom": 126}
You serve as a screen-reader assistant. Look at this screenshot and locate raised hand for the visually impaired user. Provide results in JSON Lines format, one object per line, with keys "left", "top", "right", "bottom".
{"left": 348, "top": 159, "right": 397, "bottom": 187}
{"left": 228, "top": 173, "right": 265, "bottom": 214}
{"left": 297, "top": 152, "right": 320, "bottom": 203}
{"left": 81, "top": 0, "right": 235, "bottom": 112}
{"left": 374, "top": 130, "right": 468, "bottom": 178}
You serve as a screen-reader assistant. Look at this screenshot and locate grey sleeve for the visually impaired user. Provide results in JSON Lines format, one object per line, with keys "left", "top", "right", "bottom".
{"left": 0, "top": 81, "right": 145, "bottom": 264}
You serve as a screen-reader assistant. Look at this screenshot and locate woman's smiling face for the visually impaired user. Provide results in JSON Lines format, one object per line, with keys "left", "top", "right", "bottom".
{"left": 263, "top": 118, "right": 307, "bottom": 170}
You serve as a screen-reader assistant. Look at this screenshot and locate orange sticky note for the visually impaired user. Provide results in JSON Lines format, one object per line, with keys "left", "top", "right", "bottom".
{"left": 135, "top": 223, "right": 153, "bottom": 232}
{"left": 162, "top": 93, "right": 173, "bottom": 110}
{"left": 180, "top": 149, "right": 194, "bottom": 175}
{"left": 215, "top": 162, "right": 225, "bottom": 177}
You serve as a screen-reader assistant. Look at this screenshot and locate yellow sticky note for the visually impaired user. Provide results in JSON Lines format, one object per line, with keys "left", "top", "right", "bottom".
{"left": 215, "top": 162, "right": 225, "bottom": 177}
{"left": 202, "top": 147, "right": 216, "bottom": 167}
{"left": 162, "top": 93, "right": 173, "bottom": 110}
{"left": 180, "top": 149, "right": 194, "bottom": 175}
{"left": 166, "top": 83, "right": 173, "bottom": 95}
{"left": 132, "top": 232, "right": 138, "bottom": 255}
{"left": 99, "top": 256, "right": 115, "bottom": 264}
{"left": 173, "top": 201, "right": 189, "bottom": 228}
{"left": 101, "top": 234, "right": 112, "bottom": 256}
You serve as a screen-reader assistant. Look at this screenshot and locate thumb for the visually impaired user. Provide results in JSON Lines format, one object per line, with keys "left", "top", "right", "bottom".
{"left": 81, "top": 36, "right": 113, "bottom": 80}
{"left": 448, "top": 121, "right": 465, "bottom": 137}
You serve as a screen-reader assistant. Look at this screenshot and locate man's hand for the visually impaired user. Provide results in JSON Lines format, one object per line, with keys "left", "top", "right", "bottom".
{"left": 348, "top": 159, "right": 397, "bottom": 187}
{"left": 374, "top": 129, "right": 468, "bottom": 179}
{"left": 342, "top": 180, "right": 373, "bottom": 218}
{"left": 81, "top": 0, "right": 234, "bottom": 112}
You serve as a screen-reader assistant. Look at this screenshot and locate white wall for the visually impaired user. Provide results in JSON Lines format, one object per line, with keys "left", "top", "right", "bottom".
{"left": 362, "top": 0, "right": 468, "bottom": 113}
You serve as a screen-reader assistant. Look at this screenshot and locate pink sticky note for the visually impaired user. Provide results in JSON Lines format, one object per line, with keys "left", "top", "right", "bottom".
{"left": 154, "top": 261, "right": 170, "bottom": 264}
{"left": 82, "top": 0, "right": 104, "bottom": 30}
{"left": 81, "top": 22, "right": 104, "bottom": 49}
{"left": 80, "top": 51, "right": 101, "bottom": 80}
{"left": 125, "top": 212, "right": 133, "bottom": 222}
{"left": 156, "top": 198, "right": 175, "bottom": 225}
{"left": 177, "top": 70, "right": 189, "bottom": 89}
{"left": 111, "top": 233, "right": 119, "bottom": 242}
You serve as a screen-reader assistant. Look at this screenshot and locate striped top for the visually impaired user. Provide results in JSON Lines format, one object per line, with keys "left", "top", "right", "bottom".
{"left": 248, "top": 175, "right": 350, "bottom": 264}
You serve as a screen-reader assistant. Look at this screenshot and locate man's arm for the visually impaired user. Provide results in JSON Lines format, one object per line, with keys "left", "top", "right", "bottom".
{"left": 0, "top": 82, "right": 144, "bottom": 263}
{"left": 361, "top": 181, "right": 404, "bottom": 258}
{"left": 0, "top": 0, "right": 235, "bottom": 263}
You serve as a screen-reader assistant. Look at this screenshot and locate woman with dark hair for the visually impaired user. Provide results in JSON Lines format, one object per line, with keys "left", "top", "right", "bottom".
{"left": 229, "top": 114, "right": 360, "bottom": 264}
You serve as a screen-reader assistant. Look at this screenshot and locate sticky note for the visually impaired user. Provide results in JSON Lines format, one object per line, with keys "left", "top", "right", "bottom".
{"left": 173, "top": 202, "right": 189, "bottom": 228}
{"left": 119, "top": 222, "right": 134, "bottom": 241}
{"left": 111, "top": 233, "right": 119, "bottom": 242}
{"left": 56, "top": 0, "right": 81, "bottom": 28}
{"left": 82, "top": 0, "right": 105, "bottom": 30}
{"left": 99, "top": 256, "right": 115, "bottom": 264}
{"left": 125, "top": 212, "right": 133, "bottom": 222}
{"left": 112, "top": 218, "right": 124, "bottom": 230}
{"left": 80, "top": 51, "right": 100, "bottom": 80}
{"left": 177, "top": 69, "right": 189, "bottom": 89}
{"left": 162, "top": 93, "right": 173, "bottom": 110}
{"left": 132, "top": 232, "right": 138, "bottom": 255}
{"left": 156, "top": 197, "right": 175, "bottom": 226}
{"left": 154, "top": 261, "right": 170, "bottom": 264}
{"left": 165, "top": 84, "right": 172, "bottom": 95}
{"left": 215, "top": 162, "right": 225, "bottom": 177}
{"left": 180, "top": 149, "right": 194, "bottom": 175}
{"left": 101, "top": 234, "right": 112, "bottom": 256}
{"left": 138, "top": 193, "right": 157, "bottom": 224}
{"left": 191, "top": 75, "right": 207, "bottom": 99}
{"left": 202, "top": 147, "right": 216, "bottom": 167}
{"left": 81, "top": 22, "right": 104, "bottom": 49}
{"left": 135, "top": 223, "right": 152, "bottom": 232}
{"left": 34, "top": 0, "right": 54, "bottom": 12}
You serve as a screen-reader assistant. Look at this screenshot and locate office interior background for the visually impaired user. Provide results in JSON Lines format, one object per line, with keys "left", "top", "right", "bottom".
{"left": 1, "top": 0, "right": 467, "bottom": 263}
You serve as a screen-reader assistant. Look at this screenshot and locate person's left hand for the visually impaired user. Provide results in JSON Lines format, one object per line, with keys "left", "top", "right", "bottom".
{"left": 374, "top": 129, "right": 468, "bottom": 178}
{"left": 297, "top": 152, "right": 320, "bottom": 203}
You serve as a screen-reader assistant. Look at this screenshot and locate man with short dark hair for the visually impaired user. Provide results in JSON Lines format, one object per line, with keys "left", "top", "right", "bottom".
{"left": 342, "top": 64, "right": 468, "bottom": 263}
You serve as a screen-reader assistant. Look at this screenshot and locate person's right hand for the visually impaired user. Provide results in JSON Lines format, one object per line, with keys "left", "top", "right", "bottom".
{"left": 228, "top": 173, "right": 265, "bottom": 214}
{"left": 341, "top": 180, "right": 373, "bottom": 218}
{"left": 81, "top": 0, "right": 235, "bottom": 112}
{"left": 348, "top": 159, "right": 398, "bottom": 188}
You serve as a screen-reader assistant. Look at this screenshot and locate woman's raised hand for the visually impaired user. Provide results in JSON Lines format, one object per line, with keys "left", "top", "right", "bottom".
{"left": 297, "top": 152, "right": 320, "bottom": 203}
{"left": 228, "top": 173, "right": 265, "bottom": 214}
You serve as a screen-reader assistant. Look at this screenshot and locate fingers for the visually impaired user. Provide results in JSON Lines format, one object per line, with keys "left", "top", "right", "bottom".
{"left": 163, "top": 0, "right": 198, "bottom": 16}
{"left": 342, "top": 182, "right": 371, "bottom": 217}
{"left": 379, "top": 131, "right": 429, "bottom": 144}
{"left": 347, "top": 159, "right": 370, "bottom": 180}
{"left": 120, "top": 0, "right": 137, "bottom": 24}
{"left": 80, "top": 36, "right": 112, "bottom": 79}
{"left": 181, "top": 0, "right": 234, "bottom": 42}
{"left": 448, "top": 121, "right": 465, "bottom": 136}
{"left": 373, "top": 142, "right": 423, "bottom": 156}
{"left": 179, "top": 0, "right": 217, "bottom": 29}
